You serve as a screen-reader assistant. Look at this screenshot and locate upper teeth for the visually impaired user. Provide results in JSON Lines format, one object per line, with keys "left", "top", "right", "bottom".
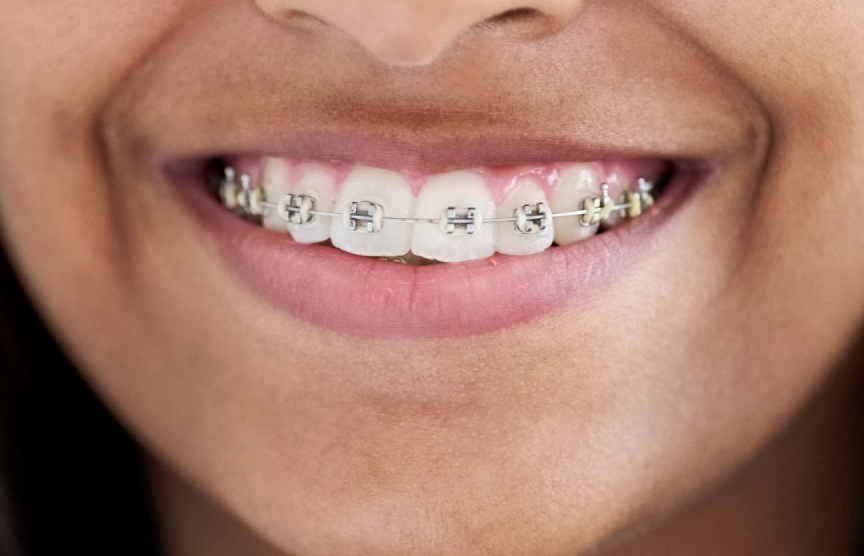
{"left": 222, "top": 160, "right": 657, "bottom": 263}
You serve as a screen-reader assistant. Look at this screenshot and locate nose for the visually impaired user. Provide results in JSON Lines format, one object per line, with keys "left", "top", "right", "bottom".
{"left": 254, "top": 0, "right": 583, "bottom": 66}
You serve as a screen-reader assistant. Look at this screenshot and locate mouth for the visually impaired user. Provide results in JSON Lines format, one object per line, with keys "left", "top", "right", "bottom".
{"left": 217, "top": 156, "right": 675, "bottom": 265}
{"left": 168, "top": 148, "right": 711, "bottom": 338}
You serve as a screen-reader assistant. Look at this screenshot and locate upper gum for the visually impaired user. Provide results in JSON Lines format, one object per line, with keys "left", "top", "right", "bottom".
{"left": 232, "top": 156, "right": 666, "bottom": 205}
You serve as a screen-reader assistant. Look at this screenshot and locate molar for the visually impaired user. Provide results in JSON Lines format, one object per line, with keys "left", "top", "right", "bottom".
{"left": 495, "top": 177, "right": 554, "bottom": 256}
{"left": 411, "top": 171, "right": 497, "bottom": 263}
{"left": 330, "top": 167, "right": 414, "bottom": 257}
{"left": 548, "top": 164, "right": 602, "bottom": 246}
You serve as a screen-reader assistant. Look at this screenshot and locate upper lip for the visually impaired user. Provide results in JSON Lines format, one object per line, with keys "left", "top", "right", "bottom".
{"left": 146, "top": 80, "right": 750, "bottom": 178}
{"left": 160, "top": 126, "right": 726, "bottom": 182}
{"left": 105, "top": 7, "right": 765, "bottom": 183}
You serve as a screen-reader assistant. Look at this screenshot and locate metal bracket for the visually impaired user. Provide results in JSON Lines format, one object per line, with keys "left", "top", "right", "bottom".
{"left": 514, "top": 203, "right": 549, "bottom": 234}
{"left": 344, "top": 201, "right": 384, "bottom": 233}
{"left": 277, "top": 194, "right": 316, "bottom": 225}
{"left": 439, "top": 207, "right": 482, "bottom": 235}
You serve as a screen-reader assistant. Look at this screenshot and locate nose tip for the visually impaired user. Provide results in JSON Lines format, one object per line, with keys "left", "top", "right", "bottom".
{"left": 255, "top": 1, "right": 581, "bottom": 66}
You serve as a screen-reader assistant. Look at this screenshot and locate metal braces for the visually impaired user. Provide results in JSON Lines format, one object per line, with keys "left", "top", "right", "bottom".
{"left": 345, "top": 201, "right": 384, "bottom": 233}
{"left": 515, "top": 203, "right": 549, "bottom": 234}
{"left": 441, "top": 207, "right": 481, "bottom": 235}
{"left": 277, "top": 193, "right": 316, "bottom": 224}
{"left": 220, "top": 167, "right": 656, "bottom": 235}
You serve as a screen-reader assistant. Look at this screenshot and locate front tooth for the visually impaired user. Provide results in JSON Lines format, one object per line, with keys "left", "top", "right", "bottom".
{"left": 548, "top": 164, "right": 602, "bottom": 246}
{"left": 289, "top": 166, "right": 336, "bottom": 244}
{"left": 262, "top": 159, "right": 290, "bottom": 233}
{"left": 495, "top": 177, "right": 554, "bottom": 256}
{"left": 411, "top": 171, "right": 496, "bottom": 263}
{"left": 330, "top": 167, "right": 414, "bottom": 257}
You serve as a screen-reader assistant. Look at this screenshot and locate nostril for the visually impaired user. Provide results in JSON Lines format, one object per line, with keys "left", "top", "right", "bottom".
{"left": 485, "top": 7, "right": 544, "bottom": 25}
{"left": 472, "top": 6, "right": 562, "bottom": 37}
{"left": 261, "top": 7, "right": 324, "bottom": 27}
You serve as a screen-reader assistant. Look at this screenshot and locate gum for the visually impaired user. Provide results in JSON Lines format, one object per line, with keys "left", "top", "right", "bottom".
{"left": 227, "top": 156, "right": 670, "bottom": 206}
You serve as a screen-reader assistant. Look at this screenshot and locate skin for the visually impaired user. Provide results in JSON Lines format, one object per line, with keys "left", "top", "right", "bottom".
{"left": 1, "top": 0, "right": 863, "bottom": 554}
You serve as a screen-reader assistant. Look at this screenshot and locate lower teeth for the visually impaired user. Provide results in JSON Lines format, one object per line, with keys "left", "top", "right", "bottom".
{"left": 215, "top": 163, "right": 666, "bottom": 265}
{"left": 377, "top": 253, "right": 439, "bottom": 265}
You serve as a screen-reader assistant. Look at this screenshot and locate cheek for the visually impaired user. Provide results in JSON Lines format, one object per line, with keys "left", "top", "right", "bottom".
{"left": 0, "top": 0, "right": 205, "bottom": 374}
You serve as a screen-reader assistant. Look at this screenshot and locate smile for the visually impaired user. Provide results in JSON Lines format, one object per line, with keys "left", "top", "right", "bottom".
{"left": 174, "top": 148, "right": 707, "bottom": 338}
{"left": 217, "top": 157, "right": 673, "bottom": 264}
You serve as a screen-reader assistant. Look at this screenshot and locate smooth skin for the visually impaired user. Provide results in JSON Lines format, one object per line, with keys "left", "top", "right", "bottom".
{"left": 1, "top": 1, "right": 863, "bottom": 555}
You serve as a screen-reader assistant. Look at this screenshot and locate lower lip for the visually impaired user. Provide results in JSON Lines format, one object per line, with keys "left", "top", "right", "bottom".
{"left": 178, "top": 168, "right": 700, "bottom": 338}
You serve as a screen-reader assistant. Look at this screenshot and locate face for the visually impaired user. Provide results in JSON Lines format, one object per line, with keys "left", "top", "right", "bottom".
{"left": 1, "top": 1, "right": 863, "bottom": 554}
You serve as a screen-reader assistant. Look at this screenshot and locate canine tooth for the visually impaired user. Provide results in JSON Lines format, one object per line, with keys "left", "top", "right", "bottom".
{"left": 495, "top": 177, "right": 554, "bottom": 256}
{"left": 330, "top": 167, "right": 414, "bottom": 257}
{"left": 289, "top": 166, "right": 336, "bottom": 244}
{"left": 261, "top": 159, "right": 290, "bottom": 232}
{"left": 411, "top": 171, "right": 496, "bottom": 263}
{"left": 548, "top": 164, "right": 602, "bottom": 246}
{"left": 277, "top": 194, "right": 316, "bottom": 225}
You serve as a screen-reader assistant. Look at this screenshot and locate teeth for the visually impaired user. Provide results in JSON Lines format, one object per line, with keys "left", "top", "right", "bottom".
{"left": 411, "top": 171, "right": 497, "bottom": 263}
{"left": 262, "top": 160, "right": 290, "bottom": 233}
{"left": 288, "top": 165, "right": 337, "bottom": 244}
{"left": 330, "top": 167, "right": 414, "bottom": 257}
{"left": 599, "top": 177, "right": 632, "bottom": 230}
{"left": 495, "top": 177, "right": 554, "bottom": 256}
{"left": 548, "top": 164, "right": 602, "bottom": 246}
{"left": 225, "top": 159, "right": 662, "bottom": 264}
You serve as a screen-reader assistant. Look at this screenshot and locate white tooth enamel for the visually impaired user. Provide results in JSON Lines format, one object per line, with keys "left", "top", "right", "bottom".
{"left": 262, "top": 159, "right": 290, "bottom": 233}
{"left": 495, "top": 177, "right": 554, "bottom": 256}
{"left": 288, "top": 166, "right": 336, "bottom": 244}
{"left": 330, "top": 167, "right": 414, "bottom": 257}
{"left": 411, "top": 171, "right": 496, "bottom": 263}
{"left": 548, "top": 164, "right": 602, "bottom": 246}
